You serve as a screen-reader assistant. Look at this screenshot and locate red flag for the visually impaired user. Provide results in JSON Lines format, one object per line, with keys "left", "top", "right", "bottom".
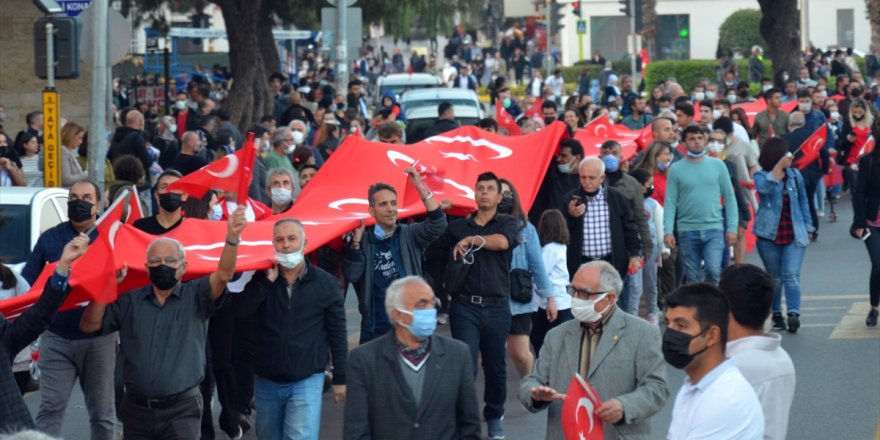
{"left": 575, "top": 117, "right": 640, "bottom": 159}
{"left": 792, "top": 124, "right": 827, "bottom": 170}
{"left": 125, "top": 185, "right": 143, "bottom": 224}
{"left": 167, "top": 139, "right": 257, "bottom": 198}
{"left": 635, "top": 126, "right": 653, "bottom": 151}
{"left": 495, "top": 104, "right": 522, "bottom": 136}
{"left": 857, "top": 136, "right": 875, "bottom": 159}
{"left": 561, "top": 373, "right": 604, "bottom": 440}
{"left": 237, "top": 132, "right": 256, "bottom": 200}
{"left": 68, "top": 190, "right": 129, "bottom": 303}
{"left": 524, "top": 98, "right": 544, "bottom": 120}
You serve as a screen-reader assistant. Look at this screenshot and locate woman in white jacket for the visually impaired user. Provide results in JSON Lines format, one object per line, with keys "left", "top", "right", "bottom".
{"left": 631, "top": 168, "right": 668, "bottom": 324}
{"left": 530, "top": 209, "right": 573, "bottom": 356}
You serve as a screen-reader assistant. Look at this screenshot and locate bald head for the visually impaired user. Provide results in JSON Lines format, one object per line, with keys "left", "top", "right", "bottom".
{"left": 126, "top": 110, "right": 144, "bottom": 130}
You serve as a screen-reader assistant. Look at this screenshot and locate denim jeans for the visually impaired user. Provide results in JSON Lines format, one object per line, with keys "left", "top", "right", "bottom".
{"left": 677, "top": 229, "right": 725, "bottom": 285}
{"left": 449, "top": 301, "right": 511, "bottom": 421}
{"left": 756, "top": 239, "right": 806, "bottom": 314}
{"left": 254, "top": 373, "right": 324, "bottom": 440}
{"left": 641, "top": 254, "right": 659, "bottom": 316}
{"left": 619, "top": 269, "right": 644, "bottom": 316}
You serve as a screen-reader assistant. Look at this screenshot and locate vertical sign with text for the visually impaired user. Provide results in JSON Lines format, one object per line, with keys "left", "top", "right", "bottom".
{"left": 43, "top": 89, "right": 61, "bottom": 187}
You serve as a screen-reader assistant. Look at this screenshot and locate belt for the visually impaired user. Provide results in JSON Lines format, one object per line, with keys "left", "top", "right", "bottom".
{"left": 581, "top": 253, "right": 611, "bottom": 263}
{"left": 455, "top": 295, "right": 505, "bottom": 306}
{"left": 126, "top": 386, "right": 199, "bottom": 409}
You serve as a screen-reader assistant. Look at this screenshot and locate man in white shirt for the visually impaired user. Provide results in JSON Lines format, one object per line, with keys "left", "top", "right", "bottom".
{"left": 664, "top": 283, "right": 764, "bottom": 440}
{"left": 720, "top": 264, "right": 796, "bottom": 440}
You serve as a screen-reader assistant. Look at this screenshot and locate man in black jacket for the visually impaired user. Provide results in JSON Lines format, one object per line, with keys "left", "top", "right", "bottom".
{"left": 425, "top": 102, "right": 459, "bottom": 138}
{"left": 783, "top": 112, "right": 829, "bottom": 239}
{"left": 108, "top": 109, "right": 154, "bottom": 185}
{"left": 528, "top": 138, "right": 584, "bottom": 225}
{"left": 239, "top": 218, "right": 348, "bottom": 440}
{"left": 0, "top": 233, "right": 88, "bottom": 432}
{"left": 563, "top": 156, "right": 642, "bottom": 281}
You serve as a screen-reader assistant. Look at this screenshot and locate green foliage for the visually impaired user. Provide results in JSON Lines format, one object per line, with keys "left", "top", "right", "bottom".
{"left": 361, "top": 0, "right": 483, "bottom": 39}
{"left": 718, "top": 9, "right": 767, "bottom": 56}
{"left": 536, "top": 61, "right": 631, "bottom": 84}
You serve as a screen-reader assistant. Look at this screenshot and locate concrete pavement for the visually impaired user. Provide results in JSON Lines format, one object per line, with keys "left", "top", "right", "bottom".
{"left": 24, "top": 195, "right": 880, "bottom": 439}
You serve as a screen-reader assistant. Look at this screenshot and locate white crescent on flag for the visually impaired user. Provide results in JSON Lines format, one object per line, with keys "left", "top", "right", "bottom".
{"left": 207, "top": 154, "right": 239, "bottom": 178}
{"left": 425, "top": 135, "right": 513, "bottom": 159}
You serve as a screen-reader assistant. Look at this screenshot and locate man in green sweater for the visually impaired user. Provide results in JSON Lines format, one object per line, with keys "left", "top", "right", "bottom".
{"left": 663, "top": 125, "right": 738, "bottom": 285}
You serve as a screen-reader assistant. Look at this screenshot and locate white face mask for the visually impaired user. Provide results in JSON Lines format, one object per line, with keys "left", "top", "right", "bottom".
{"left": 285, "top": 144, "right": 296, "bottom": 154}
{"left": 830, "top": 111, "right": 840, "bottom": 121}
{"left": 712, "top": 109, "right": 723, "bottom": 120}
{"left": 705, "top": 91, "right": 716, "bottom": 100}
{"left": 175, "top": 101, "right": 186, "bottom": 110}
{"left": 726, "top": 94, "right": 737, "bottom": 102}
{"left": 798, "top": 103, "right": 812, "bottom": 113}
{"left": 708, "top": 140, "right": 725, "bottom": 154}
{"left": 693, "top": 92, "right": 705, "bottom": 101}
{"left": 783, "top": 74, "right": 790, "bottom": 82}
{"left": 271, "top": 188, "right": 293, "bottom": 206}
{"left": 608, "top": 111, "right": 619, "bottom": 121}
{"left": 261, "top": 140, "right": 271, "bottom": 153}
{"left": 208, "top": 204, "right": 223, "bottom": 221}
{"left": 275, "top": 248, "right": 304, "bottom": 269}
{"left": 762, "top": 84, "right": 773, "bottom": 92}
{"left": 571, "top": 293, "right": 610, "bottom": 324}
{"left": 557, "top": 158, "right": 576, "bottom": 174}
{"left": 168, "top": 124, "right": 178, "bottom": 134}
{"left": 291, "top": 130, "right": 305, "bottom": 145}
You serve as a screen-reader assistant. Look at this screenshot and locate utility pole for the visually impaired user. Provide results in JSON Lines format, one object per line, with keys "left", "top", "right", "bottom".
{"left": 336, "top": 2, "right": 348, "bottom": 95}
{"left": 88, "top": 0, "right": 109, "bottom": 195}
{"left": 547, "top": 0, "right": 555, "bottom": 73}
{"left": 629, "top": 0, "right": 637, "bottom": 81}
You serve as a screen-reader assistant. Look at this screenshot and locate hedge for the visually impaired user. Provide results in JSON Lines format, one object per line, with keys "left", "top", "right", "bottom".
{"left": 718, "top": 9, "right": 767, "bottom": 56}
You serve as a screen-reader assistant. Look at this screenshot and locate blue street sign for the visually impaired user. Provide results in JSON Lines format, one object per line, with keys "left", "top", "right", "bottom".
{"left": 576, "top": 20, "right": 587, "bottom": 35}
{"left": 57, "top": 0, "right": 92, "bottom": 17}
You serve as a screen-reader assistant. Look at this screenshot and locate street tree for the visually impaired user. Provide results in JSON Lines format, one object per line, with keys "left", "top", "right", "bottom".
{"left": 757, "top": 0, "right": 800, "bottom": 80}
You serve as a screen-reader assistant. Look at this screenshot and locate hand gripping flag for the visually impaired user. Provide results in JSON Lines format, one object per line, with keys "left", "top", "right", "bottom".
{"left": 561, "top": 373, "right": 604, "bottom": 440}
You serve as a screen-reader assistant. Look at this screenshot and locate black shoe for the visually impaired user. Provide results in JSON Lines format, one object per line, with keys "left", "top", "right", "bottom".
{"left": 772, "top": 313, "right": 787, "bottom": 331}
{"left": 867, "top": 309, "right": 879, "bottom": 327}
{"left": 787, "top": 313, "right": 800, "bottom": 333}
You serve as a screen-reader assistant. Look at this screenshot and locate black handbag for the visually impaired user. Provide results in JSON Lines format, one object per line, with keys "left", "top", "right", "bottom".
{"left": 509, "top": 268, "right": 534, "bottom": 303}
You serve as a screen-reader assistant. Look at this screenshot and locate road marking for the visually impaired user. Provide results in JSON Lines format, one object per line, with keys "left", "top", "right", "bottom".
{"left": 829, "top": 302, "right": 880, "bottom": 340}
{"left": 798, "top": 323, "right": 837, "bottom": 328}
{"left": 799, "top": 306, "right": 848, "bottom": 311}
{"left": 802, "top": 294, "right": 865, "bottom": 301}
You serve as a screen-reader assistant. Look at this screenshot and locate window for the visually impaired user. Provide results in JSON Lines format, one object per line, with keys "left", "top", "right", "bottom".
{"left": 40, "top": 198, "right": 64, "bottom": 234}
{"left": 656, "top": 15, "right": 690, "bottom": 60}
{"left": 837, "top": 9, "right": 854, "bottom": 49}
{"left": 589, "top": 16, "right": 631, "bottom": 62}
{"left": 0, "top": 205, "right": 31, "bottom": 264}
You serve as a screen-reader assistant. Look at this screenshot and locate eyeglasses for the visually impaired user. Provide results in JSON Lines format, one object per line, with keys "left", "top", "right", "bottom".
{"left": 565, "top": 286, "right": 609, "bottom": 300}
{"left": 147, "top": 257, "right": 182, "bottom": 267}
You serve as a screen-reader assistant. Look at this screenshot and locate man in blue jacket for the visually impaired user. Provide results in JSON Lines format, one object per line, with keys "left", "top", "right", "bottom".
{"left": 344, "top": 167, "right": 448, "bottom": 343}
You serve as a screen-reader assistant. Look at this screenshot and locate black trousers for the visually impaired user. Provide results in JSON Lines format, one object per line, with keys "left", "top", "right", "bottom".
{"left": 121, "top": 394, "right": 202, "bottom": 440}
{"left": 231, "top": 294, "right": 258, "bottom": 416}
{"left": 866, "top": 226, "right": 880, "bottom": 307}
{"left": 802, "top": 170, "right": 822, "bottom": 235}
{"left": 530, "top": 308, "right": 574, "bottom": 357}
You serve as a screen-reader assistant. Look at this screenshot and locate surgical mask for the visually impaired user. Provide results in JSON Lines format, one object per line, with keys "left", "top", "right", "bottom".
{"left": 557, "top": 159, "right": 576, "bottom": 174}
{"left": 285, "top": 144, "right": 296, "bottom": 154}
{"left": 270, "top": 188, "right": 293, "bottom": 206}
{"left": 608, "top": 111, "right": 619, "bottom": 121}
{"left": 498, "top": 196, "right": 514, "bottom": 214}
{"left": 830, "top": 111, "right": 840, "bottom": 121}
{"left": 291, "top": 130, "right": 305, "bottom": 145}
{"left": 503, "top": 97, "right": 512, "bottom": 108}
{"left": 262, "top": 140, "right": 271, "bottom": 153}
{"left": 712, "top": 109, "right": 723, "bottom": 120}
{"left": 798, "top": 103, "right": 812, "bottom": 113}
{"left": 148, "top": 265, "right": 180, "bottom": 290}
{"left": 168, "top": 123, "right": 178, "bottom": 134}
{"left": 175, "top": 101, "right": 187, "bottom": 110}
{"left": 662, "top": 327, "right": 709, "bottom": 369}
{"left": 208, "top": 204, "right": 223, "bottom": 221}
{"left": 705, "top": 91, "right": 716, "bottom": 100}
{"left": 820, "top": 90, "right": 827, "bottom": 97}
{"left": 275, "top": 249, "right": 304, "bottom": 269}
{"left": 687, "top": 148, "right": 708, "bottom": 159}
{"left": 658, "top": 160, "right": 671, "bottom": 172}
{"left": 158, "top": 193, "right": 183, "bottom": 212}
{"left": 762, "top": 84, "right": 773, "bottom": 92}
{"left": 396, "top": 308, "right": 438, "bottom": 340}
{"left": 693, "top": 92, "right": 705, "bottom": 101}
{"left": 726, "top": 94, "right": 737, "bottom": 102}
{"left": 782, "top": 74, "right": 790, "bottom": 81}
{"left": 707, "top": 141, "right": 725, "bottom": 154}
{"left": 67, "top": 199, "right": 94, "bottom": 223}
{"left": 187, "top": 100, "right": 198, "bottom": 110}
{"left": 601, "top": 155, "right": 620, "bottom": 173}
{"left": 571, "top": 293, "right": 610, "bottom": 324}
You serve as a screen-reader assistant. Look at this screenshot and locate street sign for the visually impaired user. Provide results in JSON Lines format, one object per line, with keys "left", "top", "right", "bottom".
{"left": 42, "top": 90, "right": 61, "bottom": 188}
{"left": 57, "top": 0, "right": 92, "bottom": 17}
{"left": 167, "top": 27, "right": 313, "bottom": 40}
{"left": 577, "top": 20, "right": 587, "bottom": 35}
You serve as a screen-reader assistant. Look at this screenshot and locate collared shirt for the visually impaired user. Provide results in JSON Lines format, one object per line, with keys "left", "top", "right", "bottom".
{"left": 577, "top": 307, "right": 614, "bottom": 377}
{"left": 582, "top": 187, "right": 612, "bottom": 258}
{"left": 103, "top": 277, "right": 220, "bottom": 398}
{"left": 440, "top": 213, "right": 519, "bottom": 298}
{"left": 668, "top": 359, "right": 765, "bottom": 440}
{"left": 727, "top": 334, "right": 796, "bottom": 440}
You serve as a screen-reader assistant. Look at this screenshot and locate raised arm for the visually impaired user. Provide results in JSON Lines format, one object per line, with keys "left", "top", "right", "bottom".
{"left": 209, "top": 205, "right": 247, "bottom": 300}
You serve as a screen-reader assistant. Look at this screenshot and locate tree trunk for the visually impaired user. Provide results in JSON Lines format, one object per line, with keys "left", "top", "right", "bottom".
{"left": 641, "top": 0, "right": 658, "bottom": 61}
{"left": 214, "top": 0, "right": 274, "bottom": 132}
{"left": 868, "top": 0, "right": 880, "bottom": 50}
{"left": 758, "top": 0, "right": 801, "bottom": 80}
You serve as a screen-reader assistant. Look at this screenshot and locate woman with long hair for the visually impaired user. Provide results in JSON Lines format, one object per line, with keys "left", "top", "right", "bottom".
{"left": 313, "top": 123, "right": 341, "bottom": 161}
{"left": 15, "top": 132, "right": 42, "bottom": 187}
{"left": 754, "top": 137, "right": 815, "bottom": 333}
{"left": 730, "top": 108, "right": 754, "bottom": 140}
{"left": 634, "top": 140, "right": 674, "bottom": 206}
{"left": 647, "top": 86, "right": 664, "bottom": 115}
{"left": 60, "top": 122, "right": 88, "bottom": 187}
{"left": 499, "top": 178, "right": 553, "bottom": 379}
{"left": 852, "top": 126, "right": 880, "bottom": 327}
{"left": 839, "top": 99, "right": 875, "bottom": 192}
{"left": 530, "top": 209, "right": 573, "bottom": 355}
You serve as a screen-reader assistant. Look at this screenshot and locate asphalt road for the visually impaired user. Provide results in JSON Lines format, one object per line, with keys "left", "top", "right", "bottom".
{"left": 23, "top": 195, "right": 880, "bottom": 440}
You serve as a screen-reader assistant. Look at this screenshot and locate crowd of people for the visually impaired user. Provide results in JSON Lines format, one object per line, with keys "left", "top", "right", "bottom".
{"left": 1, "top": 23, "right": 879, "bottom": 440}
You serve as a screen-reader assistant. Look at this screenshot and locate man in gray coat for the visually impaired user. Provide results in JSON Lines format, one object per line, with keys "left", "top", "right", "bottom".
{"left": 344, "top": 167, "right": 448, "bottom": 343}
{"left": 344, "top": 276, "right": 480, "bottom": 440}
{"left": 518, "top": 261, "right": 668, "bottom": 440}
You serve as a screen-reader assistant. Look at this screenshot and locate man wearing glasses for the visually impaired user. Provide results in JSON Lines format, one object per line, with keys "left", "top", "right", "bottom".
{"left": 344, "top": 276, "right": 480, "bottom": 440}
{"left": 80, "top": 206, "right": 248, "bottom": 439}
{"left": 518, "top": 261, "right": 668, "bottom": 440}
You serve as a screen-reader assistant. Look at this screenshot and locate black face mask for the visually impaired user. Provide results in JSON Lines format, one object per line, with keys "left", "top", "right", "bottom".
{"left": 662, "top": 327, "right": 709, "bottom": 369}
{"left": 148, "top": 265, "right": 180, "bottom": 290}
{"left": 158, "top": 193, "right": 183, "bottom": 212}
{"left": 497, "top": 197, "right": 514, "bottom": 214}
{"left": 853, "top": 113, "right": 866, "bottom": 122}
{"left": 543, "top": 116, "right": 556, "bottom": 126}
{"left": 851, "top": 89, "right": 862, "bottom": 97}
{"left": 67, "top": 199, "right": 94, "bottom": 223}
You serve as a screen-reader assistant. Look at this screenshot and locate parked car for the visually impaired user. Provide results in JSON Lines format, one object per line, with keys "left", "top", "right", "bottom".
{"left": 0, "top": 186, "right": 69, "bottom": 394}
{"left": 399, "top": 88, "right": 485, "bottom": 119}
{"left": 375, "top": 73, "right": 442, "bottom": 105}
{"left": 404, "top": 105, "right": 482, "bottom": 145}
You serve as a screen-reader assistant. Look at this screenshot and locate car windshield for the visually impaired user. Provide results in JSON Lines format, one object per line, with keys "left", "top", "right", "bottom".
{"left": 401, "top": 98, "right": 478, "bottom": 113}
{"left": 406, "top": 117, "right": 479, "bottom": 144}
{"left": 0, "top": 205, "right": 30, "bottom": 264}
{"left": 379, "top": 84, "right": 437, "bottom": 101}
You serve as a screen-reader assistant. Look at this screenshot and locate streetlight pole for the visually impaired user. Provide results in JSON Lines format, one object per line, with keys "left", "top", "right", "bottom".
{"left": 88, "top": 0, "right": 109, "bottom": 195}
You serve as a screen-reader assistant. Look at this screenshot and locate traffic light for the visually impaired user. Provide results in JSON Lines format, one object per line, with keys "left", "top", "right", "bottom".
{"left": 572, "top": 1, "right": 582, "bottom": 17}
{"left": 619, "top": 0, "right": 630, "bottom": 16}
{"left": 34, "top": 16, "right": 79, "bottom": 80}
{"left": 634, "top": 0, "right": 644, "bottom": 32}
{"left": 550, "top": 1, "right": 564, "bottom": 31}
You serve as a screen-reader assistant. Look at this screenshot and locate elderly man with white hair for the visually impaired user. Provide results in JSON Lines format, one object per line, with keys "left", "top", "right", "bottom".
{"left": 518, "top": 261, "right": 668, "bottom": 440}
{"left": 80, "top": 206, "right": 248, "bottom": 439}
{"left": 344, "top": 276, "right": 480, "bottom": 440}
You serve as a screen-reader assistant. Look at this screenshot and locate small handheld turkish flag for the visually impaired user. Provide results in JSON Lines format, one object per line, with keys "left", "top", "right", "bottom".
{"left": 495, "top": 103, "right": 522, "bottom": 136}
{"left": 792, "top": 124, "right": 827, "bottom": 170}
{"left": 857, "top": 136, "right": 875, "bottom": 159}
{"left": 561, "top": 373, "right": 604, "bottom": 440}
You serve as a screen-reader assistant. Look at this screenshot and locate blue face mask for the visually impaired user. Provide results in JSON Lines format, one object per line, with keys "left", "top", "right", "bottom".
{"left": 602, "top": 155, "right": 620, "bottom": 173}
{"left": 208, "top": 205, "right": 223, "bottom": 221}
{"left": 397, "top": 308, "right": 438, "bottom": 340}
{"left": 687, "top": 148, "right": 709, "bottom": 159}
{"left": 658, "top": 160, "right": 671, "bottom": 172}
{"left": 374, "top": 225, "right": 392, "bottom": 241}
{"left": 503, "top": 97, "right": 512, "bottom": 108}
